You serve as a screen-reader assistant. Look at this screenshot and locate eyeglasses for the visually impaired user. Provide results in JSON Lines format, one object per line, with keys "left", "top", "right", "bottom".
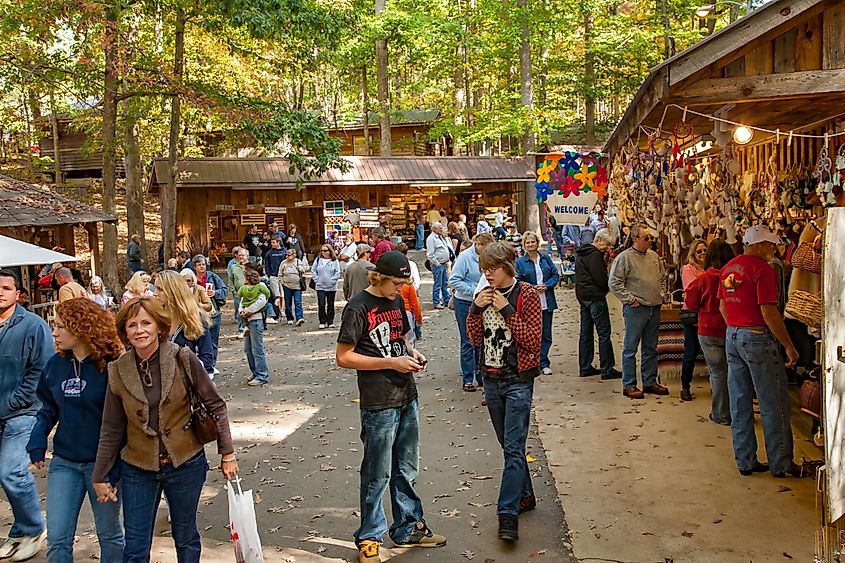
{"left": 481, "top": 266, "right": 503, "bottom": 274}
{"left": 637, "top": 235, "right": 653, "bottom": 242}
{"left": 321, "top": 249, "right": 330, "bottom": 252}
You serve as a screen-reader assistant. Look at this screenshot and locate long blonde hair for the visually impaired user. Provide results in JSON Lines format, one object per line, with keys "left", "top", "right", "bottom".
{"left": 686, "top": 239, "right": 707, "bottom": 267}
{"left": 155, "top": 270, "right": 208, "bottom": 341}
{"left": 125, "top": 271, "right": 150, "bottom": 294}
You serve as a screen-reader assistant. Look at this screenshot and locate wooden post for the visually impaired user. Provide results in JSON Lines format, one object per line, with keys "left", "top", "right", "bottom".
{"left": 85, "top": 223, "right": 101, "bottom": 278}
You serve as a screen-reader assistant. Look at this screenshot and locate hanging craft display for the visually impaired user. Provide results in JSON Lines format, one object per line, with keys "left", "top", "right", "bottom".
{"left": 535, "top": 151, "right": 609, "bottom": 202}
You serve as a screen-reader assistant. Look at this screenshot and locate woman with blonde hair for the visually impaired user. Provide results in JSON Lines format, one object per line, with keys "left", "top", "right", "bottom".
{"left": 93, "top": 297, "right": 237, "bottom": 562}
{"left": 180, "top": 269, "right": 213, "bottom": 314}
{"left": 153, "top": 271, "right": 213, "bottom": 374}
{"left": 121, "top": 271, "right": 153, "bottom": 305}
{"left": 88, "top": 276, "right": 115, "bottom": 310}
{"left": 680, "top": 239, "right": 707, "bottom": 402}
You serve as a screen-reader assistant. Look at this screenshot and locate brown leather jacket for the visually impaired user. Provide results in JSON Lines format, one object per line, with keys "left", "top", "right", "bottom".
{"left": 93, "top": 341, "right": 233, "bottom": 481}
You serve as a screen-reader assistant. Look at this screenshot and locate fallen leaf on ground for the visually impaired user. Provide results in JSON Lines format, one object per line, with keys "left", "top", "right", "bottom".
{"left": 530, "top": 549, "right": 547, "bottom": 556}
{"left": 681, "top": 531, "right": 694, "bottom": 538}
{"left": 526, "top": 455, "right": 537, "bottom": 462}
{"left": 462, "top": 550, "right": 476, "bottom": 560}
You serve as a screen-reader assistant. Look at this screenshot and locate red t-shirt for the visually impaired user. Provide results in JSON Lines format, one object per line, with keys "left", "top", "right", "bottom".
{"left": 684, "top": 267, "right": 727, "bottom": 338}
{"left": 717, "top": 254, "right": 777, "bottom": 327}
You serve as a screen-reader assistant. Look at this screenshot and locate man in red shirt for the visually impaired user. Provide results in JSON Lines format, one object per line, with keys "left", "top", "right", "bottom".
{"left": 369, "top": 227, "right": 394, "bottom": 265}
{"left": 718, "top": 225, "right": 800, "bottom": 478}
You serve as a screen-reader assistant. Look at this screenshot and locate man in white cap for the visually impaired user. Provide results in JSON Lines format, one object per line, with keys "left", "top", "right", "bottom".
{"left": 718, "top": 224, "right": 800, "bottom": 478}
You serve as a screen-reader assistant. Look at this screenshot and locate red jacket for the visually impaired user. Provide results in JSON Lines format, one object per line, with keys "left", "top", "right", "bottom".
{"left": 467, "top": 282, "right": 542, "bottom": 379}
{"left": 684, "top": 267, "right": 727, "bottom": 338}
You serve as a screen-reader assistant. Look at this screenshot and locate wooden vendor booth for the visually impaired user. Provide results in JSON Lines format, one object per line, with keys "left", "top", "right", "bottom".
{"left": 603, "top": 0, "right": 845, "bottom": 557}
{"left": 147, "top": 156, "right": 534, "bottom": 262}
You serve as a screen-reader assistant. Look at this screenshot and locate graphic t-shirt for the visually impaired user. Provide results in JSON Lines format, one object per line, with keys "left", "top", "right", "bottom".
{"left": 337, "top": 290, "right": 415, "bottom": 410}
{"left": 479, "top": 284, "right": 521, "bottom": 382}
{"left": 243, "top": 232, "right": 262, "bottom": 257}
{"left": 717, "top": 254, "right": 777, "bottom": 327}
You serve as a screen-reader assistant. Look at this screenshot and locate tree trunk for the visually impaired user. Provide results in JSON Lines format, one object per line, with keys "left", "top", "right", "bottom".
{"left": 584, "top": 10, "right": 596, "bottom": 147}
{"left": 124, "top": 99, "right": 145, "bottom": 260}
{"left": 518, "top": 0, "right": 539, "bottom": 235}
{"left": 361, "top": 66, "right": 370, "bottom": 155}
{"left": 163, "top": 10, "right": 185, "bottom": 262}
{"left": 48, "top": 90, "right": 62, "bottom": 183}
{"left": 101, "top": 2, "right": 120, "bottom": 291}
{"left": 375, "top": 0, "right": 391, "bottom": 156}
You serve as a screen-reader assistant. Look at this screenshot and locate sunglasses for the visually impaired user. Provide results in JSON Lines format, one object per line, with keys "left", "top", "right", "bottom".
{"left": 695, "top": 249, "right": 706, "bottom": 255}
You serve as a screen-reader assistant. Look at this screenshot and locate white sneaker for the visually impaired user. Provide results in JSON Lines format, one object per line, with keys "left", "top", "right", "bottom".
{"left": 236, "top": 331, "right": 246, "bottom": 339}
{"left": 266, "top": 317, "right": 279, "bottom": 324}
{"left": 212, "top": 367, "right": 220, "bottom": 376}
{"left": 329, "top": 323, "right": 336, "bottom": 328}
{"left": 296, "top": 319, "right": 305, "bottom": 326}
{"left": 542, "top": 367, "right": 553, "bottom": 375}
{"left": 8, "top": 530, "right": 46, "bottom": 561}
{"left": 0, "top": 537, "right": 22, "bottom": 559}
{"left": 319, "top": 324, "right": 326, "bottom": 329}
{"left": 286, "top": 320, "right": 294, "bottom": 325}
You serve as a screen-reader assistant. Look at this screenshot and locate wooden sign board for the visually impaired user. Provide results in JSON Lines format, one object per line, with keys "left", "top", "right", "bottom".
{"left": 240, "top": 214, "right": 266, "bottom": 226}
{"left": 294, "top": 200, "right": 313, "bottom": 208}
{"left": 265, "top": 206, "right": 287, "bottom": 214}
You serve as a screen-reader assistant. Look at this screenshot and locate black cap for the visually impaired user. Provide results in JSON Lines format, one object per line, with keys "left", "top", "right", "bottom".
{"left": 367, "top": 250, "right": 412, "bottom": 278}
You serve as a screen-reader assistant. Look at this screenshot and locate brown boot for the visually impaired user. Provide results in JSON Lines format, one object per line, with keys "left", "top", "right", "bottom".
{"left": 643, "top": 384, "right": 670, "bottom": 396}
{"left": 623, "top": 387, "right": 645, "bottom": 399}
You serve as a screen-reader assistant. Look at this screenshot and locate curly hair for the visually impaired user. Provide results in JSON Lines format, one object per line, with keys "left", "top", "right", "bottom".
{"left": 55, "top": 298, "right": 124, "bottom": 371}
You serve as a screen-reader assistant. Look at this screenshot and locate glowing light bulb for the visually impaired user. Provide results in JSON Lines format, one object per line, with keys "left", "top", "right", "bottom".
{"left": 732, "top": 126, "right": 753, "bottom": 145}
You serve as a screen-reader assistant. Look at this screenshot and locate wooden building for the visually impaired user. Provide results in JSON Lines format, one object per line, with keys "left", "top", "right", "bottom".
{"left": 147, "top": 156, "right": 534, "bottom": 261}
{"left": 38, "top": 116, "right": 124, "bottom": 180}
{"left": 0, "top": 173, "right": 117, "bottom": 278}
{"left": 328, "top": 110, "right": 442, "bottom": 156}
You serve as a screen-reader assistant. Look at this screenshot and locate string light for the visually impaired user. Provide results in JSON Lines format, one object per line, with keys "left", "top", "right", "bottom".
{"left": 732, "top": 126, "right": 753, "bottom": 145}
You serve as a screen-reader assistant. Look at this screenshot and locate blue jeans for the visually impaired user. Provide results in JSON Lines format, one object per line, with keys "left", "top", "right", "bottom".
{"left": 621, "top": 304, "right": 660, "bottom": 389}
{"left": 121, "top": 453, "right": 208, "bottom": 563}
{"left": 578, "top": 299, "right": 616, "bottom": 375}
{"left": 263, "top": 300, "right": 277, "bottom": 320}
{"left": 244, "top": 318, "right": 269, "bottom": 382}
{"left": 283, "top": 286, "right": 303, "bottom": 321}
{"left": 681, "top": 322, "right": 701, "bottom": 391}
{"left": 484, "top": 379, "right": 534, "bottom": 516}
{"left": 356, "top": 400, "right": 423, "bottom": 544}
{"left": 431, "top": 264, "right": 450, "bottom": 307}
{"left": 233, "top": 295, "right": 245, "bottom": 332}
{"left": 46, "top": 455, "right": 124, "bottom": 563}
{"left": 415, "top": 224, "right": 425, "bottom": 250}
{"left": 493, "top": 226, "right": 507, "bottom": 241}
{"left": 552, "top": 229, "right": 565, "bottom": 257}
{"left": 540, "top": 310, "right": 553, "bottom": 369}
{"left": 453, "top": 298, "right": 481, "bottom": 386}
{"left": 726, "top": 327, "right": 793, "bottom": 475}
{"left": 317, "top": 290, "right": 336, "bottom": 325}
{"left": 698, "top": 335, "right": 731, "bottom": 424}
{"left": 0, "top": 415, "right": 44, "bottom": 538}
{"left": 208, "top": 312, "right": 222, "bottom": 368}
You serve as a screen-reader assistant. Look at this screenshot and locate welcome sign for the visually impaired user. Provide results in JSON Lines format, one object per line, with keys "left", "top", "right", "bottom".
{"left": 546, "top": 190, "right": 598, "bottom": 225}
{"left": 535, "top": 151, "right": 607, "bottom": 225}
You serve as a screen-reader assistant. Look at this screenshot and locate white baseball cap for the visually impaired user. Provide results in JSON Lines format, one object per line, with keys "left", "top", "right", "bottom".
{"left": 742, "top": 225, "right": 781, "bottom": 245}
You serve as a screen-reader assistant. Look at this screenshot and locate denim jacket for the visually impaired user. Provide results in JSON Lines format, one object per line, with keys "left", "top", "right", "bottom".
{"left": 0, "top": 305, "right": 54, "bottom": 420}
{"left": 515, "top": 252, "right": 560, "bottom": 312}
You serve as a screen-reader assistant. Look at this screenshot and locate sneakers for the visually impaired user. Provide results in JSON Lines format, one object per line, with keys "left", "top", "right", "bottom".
{"left": 0, "top": 530, "right": 46, "bottom": 561}
{"left": 498, "top": 514, "right": 518, "bottom": 541}
{"left": 357, "top": 540, "right": 381, "bottom": 563}
{"left": 623, "top": 387, "right": 645, "bottom": 399}
{"left": 212, "top": 367, "right": 220, "bottom": 376}
{"left": 247, "top": 378, "right": 267, "bottom": 386}
{"left": 319, "top": 323, "right": 326, "bottom": 329}
{"left": 266, "top": 317, "right": 279, "bottom": 324}
{"left": 393, "top": 520, "right": 446, "bottom": 548}
{"left": 518, "top": 494, "right": 536, "bottom": 514}
{"left": 600, "top": 368, "right": 623, "bottom": 380}
{"left": 579, "top": 366, "right": 601, "bottom": 377}
{"left": 286, "top": 320, "right": 294, "bottom": 325}
{"left": 296, "top": 318, "right": 305, "bottom": 326}
{"left": 329, "top": 323, "right": 336, "bottom": 328}
{"left": 643, "top": 383, "right": 670, "bottom": 396}
{"left": 541, "top": 367, "right": 553, "bottom": 375}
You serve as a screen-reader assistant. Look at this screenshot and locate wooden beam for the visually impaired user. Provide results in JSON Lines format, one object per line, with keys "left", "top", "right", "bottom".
{"left": 672, "top": 68, "right": 845, "bottom": 105}
{"left": 603, "top": 66, "right": 669, "bottom": 155}
{"left": 84, "top": 223, "right": 101, "bottom": 279}
{"left": 823, "top": 4, "right": 845, "bottom": 68}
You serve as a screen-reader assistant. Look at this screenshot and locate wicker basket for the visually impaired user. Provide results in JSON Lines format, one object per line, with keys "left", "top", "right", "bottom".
{"left": 791, "top": 241, "right": 822, "bottom": 274}
{"left": 785, "top": 290, "right": 822, "bottom": 328}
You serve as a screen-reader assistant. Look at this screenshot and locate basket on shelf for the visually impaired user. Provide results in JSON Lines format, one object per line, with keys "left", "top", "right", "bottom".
{"left": 785, "top": 290, "right": 822, "bottom": 328}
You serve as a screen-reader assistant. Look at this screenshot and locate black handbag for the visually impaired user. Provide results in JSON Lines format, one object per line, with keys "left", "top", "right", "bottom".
{"left": 679, "top": 309, "right": 698, "bottom": 326}
{"left": 299, "top": 276, "right": 307, "bottom": 292}
{"left": 308, "top": 277, "right": 316, "bottom": 290}
{"left": 176, "top": 349, "right": 219, "bottom": 444}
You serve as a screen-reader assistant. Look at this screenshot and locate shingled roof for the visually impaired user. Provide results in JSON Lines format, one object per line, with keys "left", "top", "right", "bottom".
{"left": 148, "top": 156, "right": 535, "bottom": 190}
{"left": 0, "top": 173, "right": 116, "bottom": 228}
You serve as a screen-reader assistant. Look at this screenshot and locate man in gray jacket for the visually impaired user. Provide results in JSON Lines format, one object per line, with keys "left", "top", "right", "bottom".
{"left": 608, "top": 225, "right": 668, "bottom": 399}
{"left": 343, "top": 244, "right": 374, "bottom": 301}
{"left": 426, "top": 223, "right": 453, "bottom": 309}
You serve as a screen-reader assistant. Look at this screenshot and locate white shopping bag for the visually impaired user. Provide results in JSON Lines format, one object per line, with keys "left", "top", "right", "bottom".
{"left": 226, "top": 476, "right": 265, "bottom": 563}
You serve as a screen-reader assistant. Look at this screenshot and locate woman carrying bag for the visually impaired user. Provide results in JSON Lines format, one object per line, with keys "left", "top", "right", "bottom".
{"left": 92, "top": 297, "right": 238, "bottom": 563}
{"left": 27, "top": 298, "right": 125, "bottom": 562}
{"left": 312, "top": 244, "right": 341, "bottom": 329}
{"left": 279, "top": 248, "right": 308, "bottom": 326}
{"left": 153, "top": 271, "right": 214, "bottom": 375}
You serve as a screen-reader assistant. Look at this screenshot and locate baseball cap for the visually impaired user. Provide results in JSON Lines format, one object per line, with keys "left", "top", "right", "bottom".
{"left": 367, "top": 250, "right": 412, "bottom": 278}
{"left": 742, "top": 225, "right": 781, "bottom": 245}
{"left": 356, "top": 243, "right": 374, "bottom": 257}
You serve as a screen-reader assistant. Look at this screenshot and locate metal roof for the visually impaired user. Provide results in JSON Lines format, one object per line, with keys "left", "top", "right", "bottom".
{"left": 0, "top": 173, "right": 116, "bottom": 228}
{"left": 149, "top": 156, "right": 535, "bottom": 190}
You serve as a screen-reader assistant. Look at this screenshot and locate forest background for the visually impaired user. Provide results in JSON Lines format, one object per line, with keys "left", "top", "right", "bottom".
{"left": 0, "top": 0, "right": 754, "bottom": 289}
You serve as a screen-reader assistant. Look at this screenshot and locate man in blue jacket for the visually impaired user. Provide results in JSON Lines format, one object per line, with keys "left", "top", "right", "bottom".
{"left": 448, "top": 233, "right": 494, "bottom": 392}
{"left": 0, "top": 269, "right": 52, "bottom": 560}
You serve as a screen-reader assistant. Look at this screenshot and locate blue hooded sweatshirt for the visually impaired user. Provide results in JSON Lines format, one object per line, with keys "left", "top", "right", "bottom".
{"left": 0, "top": 304, "right": 53, "bottom": 421}
{"left": 27, "top": 353, "right": 120, "bottom": 483}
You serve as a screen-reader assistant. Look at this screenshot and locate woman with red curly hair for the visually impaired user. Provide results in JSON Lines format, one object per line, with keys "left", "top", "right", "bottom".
{"left": 26, "top": 297, "right": 125, "bottom": 562}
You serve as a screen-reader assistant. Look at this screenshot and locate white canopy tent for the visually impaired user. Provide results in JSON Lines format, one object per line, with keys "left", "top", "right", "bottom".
{"left": 0, "top": 234, "right": 78, "bottom": 267}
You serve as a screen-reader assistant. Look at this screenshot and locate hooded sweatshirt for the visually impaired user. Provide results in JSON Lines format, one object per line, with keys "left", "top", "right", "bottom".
{"left": 575, "top": 244, "right": 609, "bottom": 303}
{"left": 27, "top": 353, "right": 120, "bottom": 483}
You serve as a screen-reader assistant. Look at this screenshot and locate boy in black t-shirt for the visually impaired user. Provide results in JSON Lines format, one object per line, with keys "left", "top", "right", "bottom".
{"left": 336, "top": 251, "right": 446, "bottom": 563}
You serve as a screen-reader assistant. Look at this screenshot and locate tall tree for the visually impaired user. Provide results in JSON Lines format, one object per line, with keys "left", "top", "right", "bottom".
{"left": 375, "top": 0, "right": 391, "bottom": 156}
{"left": 101, "top": 0, "right": 121, "bottom": 291}
{"left": 518, "top": 0, "right": 539, "bottom": 233}
{"left": 162, "top": 9, "right": 186, "bottom": 261}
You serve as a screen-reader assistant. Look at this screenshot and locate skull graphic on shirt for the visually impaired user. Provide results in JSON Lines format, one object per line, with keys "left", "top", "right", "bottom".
{"left": 482, "top": 307, "right": 512, "bottom": 368}
{"left": 368, "top": 321, "right": 391, "bottom": 357}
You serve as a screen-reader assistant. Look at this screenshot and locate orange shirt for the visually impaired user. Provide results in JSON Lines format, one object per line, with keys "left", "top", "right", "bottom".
{"left": 400, "top": 283, "right": 422, "bottom": 324}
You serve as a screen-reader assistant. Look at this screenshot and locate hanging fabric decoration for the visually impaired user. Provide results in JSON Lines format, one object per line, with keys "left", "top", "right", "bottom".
{"left": 534, "top": 151, "right": 609, "bottom": 203}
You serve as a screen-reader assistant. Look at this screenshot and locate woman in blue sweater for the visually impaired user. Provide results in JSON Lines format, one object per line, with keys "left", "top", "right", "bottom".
{"left": 27, "top": 297, "right": 125, "bottom": 562}
{"left": 515, "top": 231, "right": 560, "bottom": 375}
{"left": 153, "top": 271, "right": 214, "bottom": 373}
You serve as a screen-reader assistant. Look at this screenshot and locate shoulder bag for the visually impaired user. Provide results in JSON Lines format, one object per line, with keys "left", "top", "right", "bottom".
{"left": 176, "top": 348, "right": 219, "bottom": 444}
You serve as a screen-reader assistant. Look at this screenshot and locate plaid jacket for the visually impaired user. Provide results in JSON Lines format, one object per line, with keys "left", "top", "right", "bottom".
{"left": 467, "top": 282, "right": 542, "bottom": 379}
